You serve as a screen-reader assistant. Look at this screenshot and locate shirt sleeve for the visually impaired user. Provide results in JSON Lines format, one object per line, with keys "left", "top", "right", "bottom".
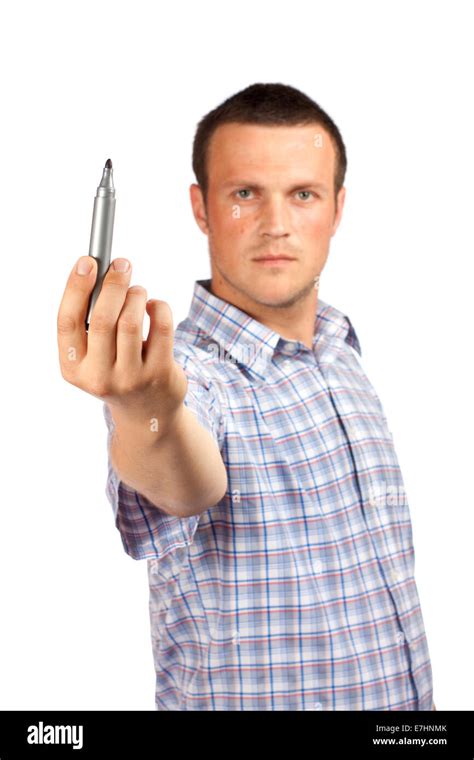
{"left": 102, "top": 355, "right": 226, "bottom": 562}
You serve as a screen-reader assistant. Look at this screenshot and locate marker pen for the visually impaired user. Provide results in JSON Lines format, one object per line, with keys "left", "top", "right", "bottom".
{"left": 85, "top": 158, "right": 116, "bottom": 331}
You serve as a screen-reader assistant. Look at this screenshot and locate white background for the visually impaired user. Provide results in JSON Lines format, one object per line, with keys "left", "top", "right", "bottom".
{"left": 0, "top": 0, "right": 472, "bottom": 710}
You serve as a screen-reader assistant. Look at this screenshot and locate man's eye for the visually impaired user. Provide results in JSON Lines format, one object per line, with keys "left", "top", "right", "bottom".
{"left": 297, "top": 190, "right": 314, "bottom": 201}
{"left": 236, "top": 189, "right": 252, "bottom": 199}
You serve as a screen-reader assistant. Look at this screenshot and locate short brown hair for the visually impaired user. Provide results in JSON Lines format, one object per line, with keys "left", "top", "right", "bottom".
{"left": 192, "top": 82, "right": 347, "bottom": 206}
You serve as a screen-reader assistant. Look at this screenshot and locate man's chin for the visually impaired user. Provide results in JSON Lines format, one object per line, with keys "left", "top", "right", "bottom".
{"left": 242, "top": 281, "right": 315, "bottom": 309}
{"left": 211, "top": 266, "right": 315, "bottom": 310}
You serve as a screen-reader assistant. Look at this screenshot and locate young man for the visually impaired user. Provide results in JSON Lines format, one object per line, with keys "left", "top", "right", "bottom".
{"left": 57, "top": 83, "right": 435, "bottom": 711}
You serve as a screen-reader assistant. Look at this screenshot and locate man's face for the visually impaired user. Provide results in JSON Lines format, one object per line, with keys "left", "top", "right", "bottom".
{"left": 190, "top": 122, "right": 345, "bottom": 310}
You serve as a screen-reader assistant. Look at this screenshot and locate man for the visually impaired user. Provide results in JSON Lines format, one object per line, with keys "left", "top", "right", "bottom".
{"left": 57, "top": 83, "right": 435, "bottom": 711}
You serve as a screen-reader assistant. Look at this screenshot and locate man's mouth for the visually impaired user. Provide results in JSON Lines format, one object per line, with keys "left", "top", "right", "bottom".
{"left": 252, "top": 254, "right": 297, "bottom": 266}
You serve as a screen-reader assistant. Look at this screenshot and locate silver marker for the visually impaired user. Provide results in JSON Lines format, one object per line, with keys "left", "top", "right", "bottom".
{"left": 85, "top": 158, "right": 116, "bottom": 331}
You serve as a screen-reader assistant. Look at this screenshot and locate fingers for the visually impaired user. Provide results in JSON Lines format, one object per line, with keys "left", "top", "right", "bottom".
{"left": 58, "top": 255, "right": 175, "bottom": 404}
{"left": 57, "top": 256, "right": 98, "bottom": 376}
{"left": 143, "top": 300, "right": 175, "bottom": 375}
{"left": 86, "top": 258, "right": 133, "bottom": 375}
{"left": 114, "top": 285, "right": 148, "bottom": 377}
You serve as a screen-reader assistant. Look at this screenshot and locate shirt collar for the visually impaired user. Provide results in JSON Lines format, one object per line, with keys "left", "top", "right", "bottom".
{"left": 186, "top": 278, "right": 361, "bottom": 376}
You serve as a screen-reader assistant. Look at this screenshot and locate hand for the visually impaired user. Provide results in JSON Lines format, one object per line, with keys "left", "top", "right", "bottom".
{"left": 57, "top": 256, "right": 188, "bottom": 432}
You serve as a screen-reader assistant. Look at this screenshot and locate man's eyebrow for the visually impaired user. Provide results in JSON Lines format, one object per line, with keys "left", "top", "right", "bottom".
{"left": 221, "top": 179, "right": 329, "bottom": 193}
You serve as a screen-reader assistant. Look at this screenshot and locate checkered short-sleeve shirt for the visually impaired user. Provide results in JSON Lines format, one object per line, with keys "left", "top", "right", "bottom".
{"left": 103, "top": 278, "right": 433, "bottom": 711}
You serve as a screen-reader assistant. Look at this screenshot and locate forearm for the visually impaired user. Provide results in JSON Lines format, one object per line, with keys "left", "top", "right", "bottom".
{"left": 108, "top": 402, "right": 228, "bottom": 517}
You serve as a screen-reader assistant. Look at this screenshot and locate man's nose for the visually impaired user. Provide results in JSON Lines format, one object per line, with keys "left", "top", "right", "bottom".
{"left": 259, "top": 195, "right": 290, "bottom": 238}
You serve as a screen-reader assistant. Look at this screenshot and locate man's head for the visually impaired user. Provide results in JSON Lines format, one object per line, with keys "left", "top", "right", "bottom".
{"left": 190, "top": 83, "right": 347, "bottom": 313}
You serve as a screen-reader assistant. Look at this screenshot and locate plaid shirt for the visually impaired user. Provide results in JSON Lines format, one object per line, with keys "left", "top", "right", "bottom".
{"left": 103, "top": 278, "right": 433, "bottom": 711}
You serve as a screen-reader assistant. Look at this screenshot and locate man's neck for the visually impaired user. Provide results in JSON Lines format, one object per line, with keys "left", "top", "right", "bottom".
{"left": 208, "top": 277, "right": 318, "bottom": 350}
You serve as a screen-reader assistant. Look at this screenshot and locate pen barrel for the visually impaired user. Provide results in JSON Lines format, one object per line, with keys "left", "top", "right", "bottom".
{"left": 85, "top": 193, "right": 116, "bottom": 329}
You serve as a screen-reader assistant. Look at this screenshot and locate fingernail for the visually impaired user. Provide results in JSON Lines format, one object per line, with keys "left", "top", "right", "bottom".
{"left": 113, "top": 258, "right": 130, "bottom": 272}
{"left": 76, "top": 257, "right": 93, "bottom": 275}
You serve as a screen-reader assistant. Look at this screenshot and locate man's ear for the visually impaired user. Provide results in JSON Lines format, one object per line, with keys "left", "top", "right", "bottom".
{"left": 331, "top": 186, "right": 346, "bottom": 237}
{"left": 189, "top": 183, "right": 209, "bottom": 235}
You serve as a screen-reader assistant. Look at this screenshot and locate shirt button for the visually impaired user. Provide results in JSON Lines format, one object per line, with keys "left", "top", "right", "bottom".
{"left": 391, "top": 570, "right": 400, "bottom": 583}
{"left": 396, "top": 631, "right": 405, "bottom": 644}
{"left": 314, "top": 702, "right": 323, "bottom": 710}
{"left": 283, "top": 341, "right": 294, "bottom": 351}
{"left": 282, "top": 359, "right": 291, "bottom": 368}
{"left": 314, "top": 560, "right": 323, "bottom": 574}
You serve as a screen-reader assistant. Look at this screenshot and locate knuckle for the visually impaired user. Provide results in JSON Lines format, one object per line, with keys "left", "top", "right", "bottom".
{"left": 89, "top": 313, "right": 114, "bottom": 333}
{"left": 152, "top": 365, "right": 173, "bottom": 389}
{"left": 117, "top": 316, "right": 142, "bottom": 336}
{"left": 156, "top": 319, "right": 173, "bottom": 337}
{"left": 116, "top": 380, "right": 140, "bottom": 396}
{"left": 86, "top": 376, "right": 110, "bottom": 398}
{"left": 115, "top": 372, "right": 145, "bottom": 396}
{"left": 102, "top": 278, "right": 127, "bottom": 289}
{"left": 57, "top": 313, "right": 77, "bottom": 334}
{"left": 149, "top": 301, "right": 173, "bottom": 335}
{"left": 97, "top": 279, "right": 127, "bottom": 299}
